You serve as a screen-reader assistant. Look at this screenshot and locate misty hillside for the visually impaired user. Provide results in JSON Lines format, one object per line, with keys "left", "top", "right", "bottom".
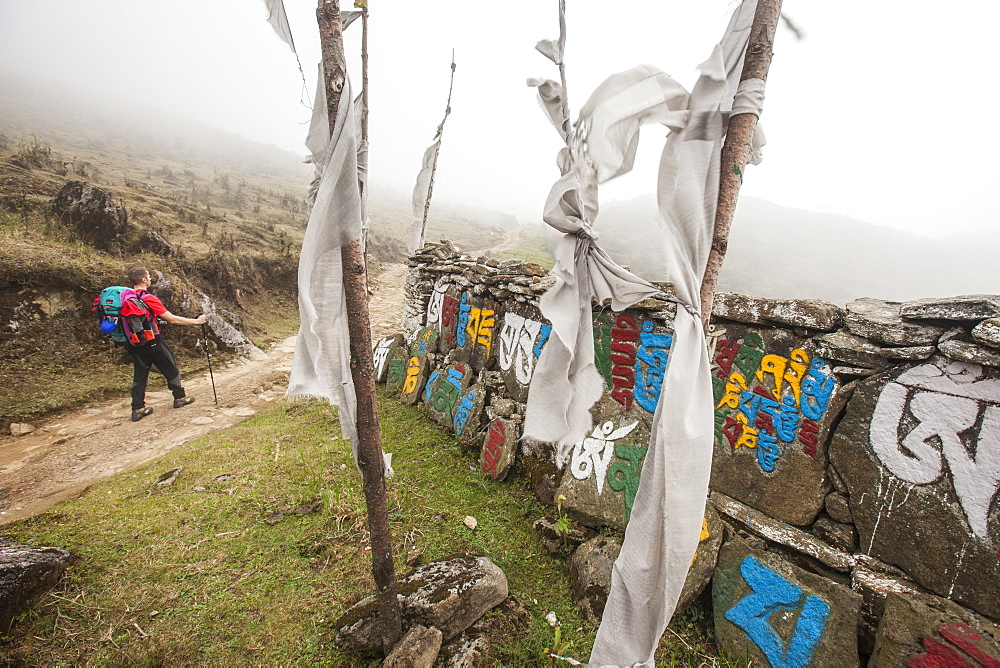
{"left": 596, "top": 194, "right": 999, "bottom": 305}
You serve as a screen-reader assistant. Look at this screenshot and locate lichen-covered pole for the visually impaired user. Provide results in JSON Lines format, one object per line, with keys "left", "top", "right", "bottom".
{"left": 699, "top": 0, "right": 783, "bottom": 328}
{"left": 316, "top": 0, "right": 402, "bottom": 654}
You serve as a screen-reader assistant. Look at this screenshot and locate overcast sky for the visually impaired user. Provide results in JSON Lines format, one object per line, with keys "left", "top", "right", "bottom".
{"left": 2, "top": 1, "right": 998, "bottom": 240}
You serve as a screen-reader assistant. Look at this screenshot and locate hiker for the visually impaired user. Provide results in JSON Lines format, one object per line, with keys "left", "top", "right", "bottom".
{"left": 126, "top": 266, "right": 206, "bottom": 422}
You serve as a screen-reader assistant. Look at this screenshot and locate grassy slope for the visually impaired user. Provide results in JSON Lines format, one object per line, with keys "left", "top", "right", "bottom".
{"left": 1, "top": 393, "right": 727, "bottom": 666}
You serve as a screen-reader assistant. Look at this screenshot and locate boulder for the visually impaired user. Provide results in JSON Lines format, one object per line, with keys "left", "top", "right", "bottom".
{"left": 383, "top": 624, "right": 442, "bottom": 668}
{"left": 568, "top": 536, "right": 621, "bottom": 625}
{"left": 844, "top": 298, "right": 945, "bottom": 346}
{"left": 48, "top": 180, "right": 129, "bottom": 251}
{"left": 336, "top": 554, "right": 508, "bottom": 653}
{"left": 711, "top": 292, "right": 779, "bottom": 325}
{"left": 135, "top": 229, "right": 173, "bottom": 256}
{"left": 900, "top": 295, "right": 1000, "bottom": 321}
{"left": 829, "top": 359, "right": 1000, "bottom": 620}
{"left": 0, "top": 539, "right": 71, "bottom": 631}
{"left": 713, "top": 535, "right": 862, "bottom": 668}
{"left": 870, "top": 591, "right": 1000, "bottom": 666}
{"left": 709, "top": 324, "right": 843, "bottom": 526}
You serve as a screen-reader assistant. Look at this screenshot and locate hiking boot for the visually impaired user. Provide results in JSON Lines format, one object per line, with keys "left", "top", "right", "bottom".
{"left": 173, "top": 396, "right": 195, "bottom": 409}
{"left": 131, "top": 407, "right": 154, "bottom": 422}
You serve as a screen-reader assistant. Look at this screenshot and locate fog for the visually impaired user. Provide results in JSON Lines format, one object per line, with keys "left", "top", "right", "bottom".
{"left": 1, "top": 1, "right": 998, "bottom": 250}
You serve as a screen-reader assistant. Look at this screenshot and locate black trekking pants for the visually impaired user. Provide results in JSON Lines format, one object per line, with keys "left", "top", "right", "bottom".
{"left": 128, "top": 337, "right": 186, "bottom": 409}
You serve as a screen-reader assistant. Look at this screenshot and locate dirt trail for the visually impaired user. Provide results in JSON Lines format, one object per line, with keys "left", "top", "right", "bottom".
{"left": 0, "top": 262, "right": 409, "bottom": 526}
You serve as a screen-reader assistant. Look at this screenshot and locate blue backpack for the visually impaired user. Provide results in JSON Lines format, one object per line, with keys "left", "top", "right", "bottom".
{"left": 93, "top": 286, "right": 157, "bottom": 347}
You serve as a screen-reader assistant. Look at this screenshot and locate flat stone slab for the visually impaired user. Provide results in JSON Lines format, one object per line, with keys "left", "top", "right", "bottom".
{"left": 973, "top": 318, "right": 1000, "bottom": 349}
{"left": 900, "top": 295, "right": 1000, "bottom": 321}
{"left": 845, "top": 298, "right": 945, "bottom": 346}
{"left": 829, "top": 359, "right": 1000, "bottom": 620}
{"left": 813, "top": 330, "right": 888, "bottom": 369}
{"left": 335, "top": 554, "right": 508, "bottom": 653}
{"left": 711, "top": 492, "right": 855, "bottom": 571}
{"left": 939, "top": 338, "right": 1000, "bottom": 368}
{"left": 712, "top": 535, "right": 862, "bottom": 668}
{"left": 870, "top": 590, "right": 1000, "bottom": 666}
{"left": 711, "top": 293, "right": 843, "bottom": 331}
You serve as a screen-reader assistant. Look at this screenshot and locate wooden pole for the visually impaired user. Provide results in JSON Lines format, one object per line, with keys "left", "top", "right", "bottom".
{"left": 316, "top": 0, "right": 402, "bottom": 654}
{"left": 417, "top": 51, "right": 457, "bottom": 248}
{"left": 699, "top": 0, "right": 783, "bottom": 328}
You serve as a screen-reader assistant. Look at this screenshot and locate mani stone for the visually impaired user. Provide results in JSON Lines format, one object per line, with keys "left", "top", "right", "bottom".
{"left": 973, "top": 318, "right": 1000, "bottom": 349}
{"left": 844, "top": 298, "right": 946, "bottom": 346}
{"left": 480, "top": 417, "right": 519, "bottom": 481}
{"left": 828, "top": 363, "right": 1000, "bottom": 621}
{"left": 712, "top": 535, "right": 862, "bottom": 668}
{"left": 373, "top": 334, "right": 407, "bottom": 384}
{"left": 335, "top": 554, "right": 508, "bottom": 653}
{"left": 0, "top": 539, "right": 70, "bottom": 631}
{"left": 399, "top": 355, "right": 431, "bottom": 406}
{"left": 710, "top": 328, "right": 850, "bottom": 527}
{"left": 870, "top": 591, "right": 1000, "bottom": 667}
{"left": 567, "top": 535, "right": 621, "bottom": 625}
{"left": 382, "top": 624, "right": 442, "bottom": 668}
{"left": 813, "top": 330, "right": 889, "bottom": 369}
{"left": 900, "top": 295, "right": 1000, "bottom": 321}
{"left": 424, "top": 363, "right": 473, "bottom": 430}
{"left": 938, "top": 338, "right": 1000, "bottom": 368}
{"left": 556, "top": 410, "right": 652, "bottom": 532}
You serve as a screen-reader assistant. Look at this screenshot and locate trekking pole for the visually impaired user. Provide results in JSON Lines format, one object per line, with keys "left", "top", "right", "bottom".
{"left": 201, "top": 322, "right": 218, "bottom": 404}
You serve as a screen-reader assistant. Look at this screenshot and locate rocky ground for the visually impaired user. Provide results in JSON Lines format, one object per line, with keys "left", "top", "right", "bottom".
{"left": 0, "top": 263, "right": 408, "bottom": 526}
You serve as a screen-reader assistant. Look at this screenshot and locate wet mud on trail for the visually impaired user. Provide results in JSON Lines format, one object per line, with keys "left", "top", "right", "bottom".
{"left": 0, "top": 262, "right": 408, "bottom": 526}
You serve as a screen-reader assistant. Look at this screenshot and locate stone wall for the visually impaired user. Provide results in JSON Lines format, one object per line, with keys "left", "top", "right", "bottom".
{"left": 377, "top": 242, "right": 1000, "bottom": 666}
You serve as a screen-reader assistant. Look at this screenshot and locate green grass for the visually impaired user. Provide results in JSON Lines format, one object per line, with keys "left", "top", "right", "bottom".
{"left": 1, "top": 389, "right": 735, "bottom": 665}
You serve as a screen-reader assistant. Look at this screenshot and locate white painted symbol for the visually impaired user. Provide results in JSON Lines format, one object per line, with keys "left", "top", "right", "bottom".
{"left": 426, "top": 278, "right": 448, "bottom": 327}
{"left": 870, "top": 361, "right": 1000, "bottom": 540}
{"left": 570, "top": 420, "right": 639, "bottom": 494}
{"left": 373, "top": 338, "right": 392, "bottom": 378}
{"left": 497, "top": 312, "right": 543, "bottom": 385}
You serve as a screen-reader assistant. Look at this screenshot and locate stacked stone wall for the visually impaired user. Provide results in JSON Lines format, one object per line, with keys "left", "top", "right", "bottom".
{"left": 376, "top": 242, "right": 1000, "bottom": 666}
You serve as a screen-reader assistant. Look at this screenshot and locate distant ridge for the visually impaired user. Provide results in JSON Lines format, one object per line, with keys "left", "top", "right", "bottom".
{"left": 596, "top": 194, "right": 998, "bottom": 306}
